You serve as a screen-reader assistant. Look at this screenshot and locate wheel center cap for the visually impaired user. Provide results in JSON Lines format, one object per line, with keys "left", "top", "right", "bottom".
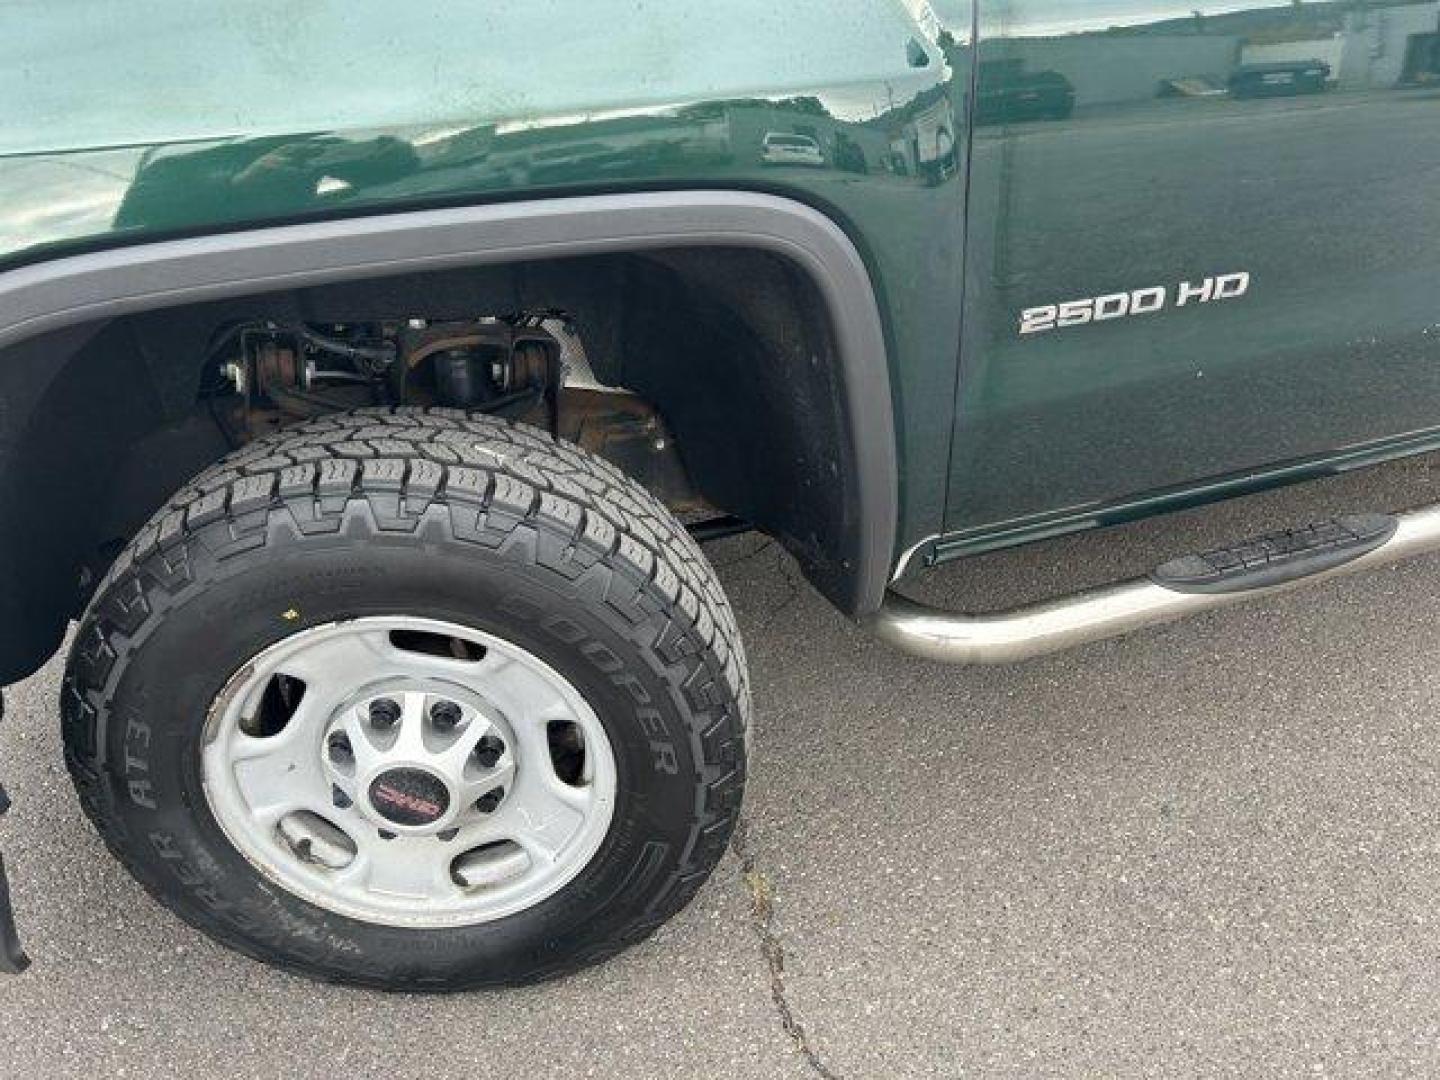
{"left": 368, "top": 768, "right": 451, "bottom": 827}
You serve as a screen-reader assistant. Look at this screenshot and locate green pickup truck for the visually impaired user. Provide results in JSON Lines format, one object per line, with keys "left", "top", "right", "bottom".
{"left": 0, "top": 0, "right": 1436, "bottom": 989}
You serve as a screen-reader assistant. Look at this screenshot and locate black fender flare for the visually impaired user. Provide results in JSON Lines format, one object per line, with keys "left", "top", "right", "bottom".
{"left": 0, "top": 192, "right": 898, "bottom": 680}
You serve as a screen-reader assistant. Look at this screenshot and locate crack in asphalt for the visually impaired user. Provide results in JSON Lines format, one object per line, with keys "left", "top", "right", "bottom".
{"left": 732, "top": 816, "right": 843, "bottom": 1080}
{"left": 757, "top": 553, "right": 803, "bottom": 633}
{"left": 711, "top": 536, "right": 777, "bottom": 571}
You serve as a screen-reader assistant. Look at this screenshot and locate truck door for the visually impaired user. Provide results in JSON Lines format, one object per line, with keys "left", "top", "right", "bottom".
{"left": 944, "top": 0, "right": 1440, "bottom": 552}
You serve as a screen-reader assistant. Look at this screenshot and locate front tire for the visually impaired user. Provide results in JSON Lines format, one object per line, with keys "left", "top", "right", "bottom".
{"left": 61, "top": 408, "right": 748, "bottom": 990}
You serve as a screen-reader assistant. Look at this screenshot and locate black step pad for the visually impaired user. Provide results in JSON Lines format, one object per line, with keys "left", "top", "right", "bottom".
{"left": 1151, "top": 513, "right": 1397, "bottom": 595}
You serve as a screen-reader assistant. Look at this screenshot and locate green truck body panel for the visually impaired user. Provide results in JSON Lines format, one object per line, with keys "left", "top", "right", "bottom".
{"left": 947, "top": 0, "right": 1440, "bottom": 562}
{"left": 5, "top": 0, "right": 1440, "bottom": 567}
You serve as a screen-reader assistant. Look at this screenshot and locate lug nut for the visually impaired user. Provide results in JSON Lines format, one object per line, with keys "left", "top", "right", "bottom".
{"left": 475, "top": 787, "right": 505, "bottom": 814}
{"left": 473, "top": 735, "right": 506, "bottom": 768}
{"left": 326, "top": 732, "right": 353, "bottom": 763}
{"left": 430, "top": 699, "right": 463, "bottom": 731}
{"left": 368, "top": 698, "right": 401, "bottom": 729}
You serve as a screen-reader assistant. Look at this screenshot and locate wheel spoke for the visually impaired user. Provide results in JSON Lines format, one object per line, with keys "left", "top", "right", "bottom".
{"left": 273, "top": 627, "right": 392, "bottom": 691}
{"left": 475, "top": 655, "right": 568, "bottom": 731}
{"left": 335, "top": 710, "right": 388, "bottom": 777}
{"left": 350, "top": 833, "right": 458, "bottom": 901}
{"left": 435, "top": 709, "right": 501, "bottom": 769}
{"left": 380, "top": 694, "right": 429, "bottom": 760}
{"left": 459, "top": 759, "right": 516, "bottom": 805}
{"left": 231, "top": 746, "right": 329, "bottom": 824}
{"left": 501, "top": 774, "right": 589, "bottom": 865}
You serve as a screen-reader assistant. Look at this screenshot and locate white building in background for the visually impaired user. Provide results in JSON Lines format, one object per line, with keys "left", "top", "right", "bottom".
{"left": 1336, "top": 1, "right": 1440, "bottom": 88}
{"left": 1231, "top": 3, "right": 1440, "bottom": 90}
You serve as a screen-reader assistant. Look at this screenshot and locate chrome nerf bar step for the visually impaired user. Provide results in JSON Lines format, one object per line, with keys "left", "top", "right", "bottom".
{"left": 868, "top": 507, "right": 1440, "bottom": 665}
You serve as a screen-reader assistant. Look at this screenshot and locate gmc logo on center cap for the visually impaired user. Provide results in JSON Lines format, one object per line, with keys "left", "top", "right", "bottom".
{"left": 368, "top": 768, "right": 451, "bottom": 826}
{"left": 373, "top": 784, "right": 442, "bottom": 819}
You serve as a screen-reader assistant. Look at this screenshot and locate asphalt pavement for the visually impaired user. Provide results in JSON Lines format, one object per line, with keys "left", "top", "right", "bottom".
{"left": 9, "top": 455, "right": 1440, "bottom": 1077}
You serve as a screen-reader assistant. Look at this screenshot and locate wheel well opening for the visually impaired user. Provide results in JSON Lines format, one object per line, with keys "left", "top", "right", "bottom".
{"left": 0, "top": 246, "right": 871, "bottom": 682}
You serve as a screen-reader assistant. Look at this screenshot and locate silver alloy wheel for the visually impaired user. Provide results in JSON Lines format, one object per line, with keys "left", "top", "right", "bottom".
{"left": 201, "top": 616, "right": 618, "bottom": 928}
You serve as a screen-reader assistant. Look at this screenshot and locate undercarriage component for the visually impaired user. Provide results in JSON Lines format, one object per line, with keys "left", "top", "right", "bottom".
{"left": 0, "top": 693, "right": 30, "bottom": 974}
{"left": 561, "top": 389, "right": 701, "bottom": 513}
{"left": 395, "top": 317, "right": 559, "bottom": 410}
{"left": 204, "top": 316, "right": 564, "bottom": 439}
{"left": 0, "top": 850, "right": 25, "bottom": 974}
{"left": 202, "top": 313, "right": 707, "bottom": 517}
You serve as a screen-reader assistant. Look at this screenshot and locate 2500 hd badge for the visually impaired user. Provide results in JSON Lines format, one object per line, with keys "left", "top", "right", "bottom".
{"left": 1020, "top": 272, "right": 1251, "bottom": 336}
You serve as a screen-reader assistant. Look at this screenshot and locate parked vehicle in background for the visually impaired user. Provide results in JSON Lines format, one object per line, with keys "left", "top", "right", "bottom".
{"left": 760, "top": 131, "right": 826, "bottom": 166}
{"left": 975, "top": 59, "right": 1076, "bottom": 124}
{"left": 5, "top": 0, "right": 1440, "bottom": 991}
